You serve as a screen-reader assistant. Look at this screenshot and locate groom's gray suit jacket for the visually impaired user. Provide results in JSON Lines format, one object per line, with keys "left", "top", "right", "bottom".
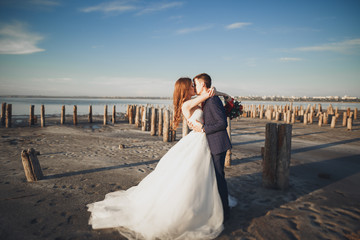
{"left": 203, "top": 96, "right": 232, "bottom": 155}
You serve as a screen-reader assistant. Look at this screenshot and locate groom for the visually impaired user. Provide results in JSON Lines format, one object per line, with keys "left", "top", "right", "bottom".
{"left": 191, "top": 73, "right": 232, "bottom": 222}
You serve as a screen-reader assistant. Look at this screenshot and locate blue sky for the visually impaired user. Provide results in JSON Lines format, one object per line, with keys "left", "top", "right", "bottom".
{"left": 0, "top": 0, "right": 359, "bottom": 97}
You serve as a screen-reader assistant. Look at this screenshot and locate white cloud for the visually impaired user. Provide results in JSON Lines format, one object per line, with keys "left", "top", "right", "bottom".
{"left": 136, "top": 2, "right": 183, "bottom": 15}
{"left": 295, "top": 38, "right": 360, "bottom": 54}
{"left": 279, "top": 57, "right": 303, "bottom": 62}
{"left": 0, "top": 21, "right": 45, "bottom": 55}
{"left": 80, "top": 1, "right": 136, "bottom": 13}
{"left": 225, "top": 22, "right": 252, "bottom": 30}
{"left": 176, "top": 25, "right": 212, "bottom": 35}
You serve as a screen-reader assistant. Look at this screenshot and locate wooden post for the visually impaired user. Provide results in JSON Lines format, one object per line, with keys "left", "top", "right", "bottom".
{"left": 323, "top": 113, "right": 328, "bottom": 124}
{"left": 347, "top": 107, "right": 351, "bottom": 117}
{"left": 150, "top": 107, "right": 157, "bottom": 136}
{"left": 355, "top": 108, "right": 358, "bottom": 120}
{"left": 275, "top": 112, "right": 280, "bottom": 121}
{"left": 21, "top": 148, "right": 43, "bottom": 182}
{"left": 225, "top": 117, "right": 232, "bottom": 167}
{"left": 29, "top": 105, "right": 35, "bottom": 126}
{"left": 318, "top": 113, "right": 323, "bottom": 127}
{"left": 135, "top": 105, "right": 140, "bottom": 127}
{"left": 309, "top": 111, "right": 313, "bottom": 124}
{"left": 158, "top": 108, "right": 163, "bottom": 136}
{"left": 1, "top": 102, "right": 5, "bottom": 127}
{"left": 112, "top": 105, "right": 116, "bottom": 124}
{"left": 342, "top": 112, "right": 347, "bottom": 127}
{"left": 88, "top": 105, "right": 92, "bottom": 123}
{"left": 347, "top": 118, "right": 353, "bottom": 131}
{"left": 5, "top": 104, "right": 12, "bottom": 128}
{"left": 141, "top": 106, "right": 147, "bottom": 131}
{"left": 73, "top": 105, "right": 77, "bottom": 125}
{"left": 331, "top": 115, "right": 337, "bottom": 128}
{"left": 170, "top": 111, "right": 176, "bottom": 142}
{"left": 103, "top": 105, "right": 108, "bottom": 125}
{"left": 182, "top": 115, "right": 189, "bottom": 137}
{"left": 276, "top": 124, "right": 292, "bottom": 190}
{"left": 126, "top": 105, "right": 130, "bottom": 121}
{"left": 163, "top": 109, "right": 170, "bottom": 142}
{"left": 291, "top": 112, "right": 295, "bottom": 124}
{"left": 61, "top": 105, "right": 65, "bottom": 125}
{"left": 303, "top": 113, "right": 308, "bottom": 125}
{"left": 41, "top": 105, "right": 45, "bottom": 127}
{"left": 262, "top": 123, "right": 278, "bottom": 188}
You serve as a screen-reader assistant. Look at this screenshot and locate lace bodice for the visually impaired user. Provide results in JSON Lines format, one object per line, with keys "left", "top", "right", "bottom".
{"left": 187, "top": 108, "right": 204, "bottom": 125}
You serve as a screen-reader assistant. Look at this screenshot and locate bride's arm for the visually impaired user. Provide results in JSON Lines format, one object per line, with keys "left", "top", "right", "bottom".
{"left": 213, "top": 87, "right": 232, "bottom": 101}
{"left": 181, "top": 89, "right": 214, "bottom": 119}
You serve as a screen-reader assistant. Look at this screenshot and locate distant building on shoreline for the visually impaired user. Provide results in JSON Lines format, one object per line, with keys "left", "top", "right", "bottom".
{"left": 235, "top": 95, "right": 359, "bottom": 103}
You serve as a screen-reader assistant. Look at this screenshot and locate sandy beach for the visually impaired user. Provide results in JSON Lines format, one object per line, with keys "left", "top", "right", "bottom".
{"left": 1, "top": 115, "right": 360, "bottom": 240}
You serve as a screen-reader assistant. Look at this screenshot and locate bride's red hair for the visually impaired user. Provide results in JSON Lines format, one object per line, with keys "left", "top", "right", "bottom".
{"left": 173, "top": 77, "right": 192, "bottom": 130}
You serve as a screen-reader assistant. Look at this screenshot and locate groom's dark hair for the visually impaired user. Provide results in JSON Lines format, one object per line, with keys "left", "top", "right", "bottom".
{"left": 194, "top": 73, "right": 211, "bottom": 89}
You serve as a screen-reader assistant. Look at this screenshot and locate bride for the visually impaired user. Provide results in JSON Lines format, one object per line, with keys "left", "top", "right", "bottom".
{"left": 87, "top": 77, "right": 231, "bottom": 240}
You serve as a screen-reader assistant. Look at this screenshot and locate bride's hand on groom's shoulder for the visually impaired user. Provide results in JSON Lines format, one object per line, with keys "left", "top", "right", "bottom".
{"left": 204, "top": 87, "right": 215, "bottom": 98}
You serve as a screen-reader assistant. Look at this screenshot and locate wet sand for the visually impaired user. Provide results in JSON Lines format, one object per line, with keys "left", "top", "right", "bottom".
{"left": 1, "top": 116, "right": 360, "bottom": 240}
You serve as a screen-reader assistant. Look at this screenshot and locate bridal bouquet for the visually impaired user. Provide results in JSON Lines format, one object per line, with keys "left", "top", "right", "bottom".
{"left": 224, "top": 97, "right": 243, "bottom": 120}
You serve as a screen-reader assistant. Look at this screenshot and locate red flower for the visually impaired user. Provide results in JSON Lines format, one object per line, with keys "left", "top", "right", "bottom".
{"left": 224, "top": 98, "right": 243, "bottom": 120}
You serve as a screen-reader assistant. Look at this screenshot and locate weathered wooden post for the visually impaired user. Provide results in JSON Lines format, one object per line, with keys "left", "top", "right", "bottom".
{"left": 150, "top": 107, "right": 157, "bottom": 136}
{"left": 158, "top": 108, "right": 163, "bottom": 136}
{"left": 61, "top": 105, "right": 65, "bottom": 125}
{"left": 303, "top": 113, "right": 308, "bottom": 125}
{"left": 262, "top": 123, "right": 292, "bottom": 190}
{"left": 128, "top": 105, "right": 133, "bottom": 124}
{"left": 5, "top": 104, "right": 12, "bottom": 128}
{"left": 112, "top": 105, "right": 116, "bottom": 124}
{"left": 170, "top": 111, "right": 176, "bottom": 142}
{"left": 163, "top": 109, "right": 170, "bottom": 142}
{"left": 126, "top": 105, "right": 130, "bottom": 121}
{"left": 262, "top": 123, "right": 278, "bottom": 188}
{"left": 225, "top": 117, "right": 232, "bottom": 167}
{"left": 347, "top": 118, "right": 353, "bottom": 131}
{"left": 29, "top": 105, "right": 35, "bottom": 126}
{"left": 88, "top": 105, "right": 92, "bottom": 123}
{"left": 21, "top": 148, "right": 43, "bottom": 182}
{"left": 342, "top": 112, "right": 347, "bottom": 127}
{"left": 309, "top": 111, "right": 314, "bottom": 124}
{"left": 323, "top": 113, "right": 328, "bottom": 124}
{"left": 291, "top": 112, "right": 295, "bottom": 124}
{"left": 318, "top": 113, "right": 323, "bottom": 127}
{"left": 276, "top": 124, "right": 292, "bottom": 190}
{"left": 135, "top": 105, "right": 140, "bottom": 127}
{"left": 41, "top": 105, "right": 45, "bottom": 127}
{"left": 275, "top": 112, "right": 280, "bottom": 121}
{"left": 1, "top": 102, "right": 5, "bottom": 127}
{"left": 141, "top": 106, "right": 147, "bottom": 131}
{"left": 331, "top": 115, "right": 337, "bottom": 128}
{"left": 104, "top": 105, "right": 108, "bottom": 125}
{"left": 347, "top": 108, "right": 351, "bottom": 118}
{"left": 182, "top": 115, "right": 189, "bottom": 137}
{"left": 355, "top": 108, "right": 358, "bottom": 120}
{"left": 73, "top": 105, "right": 78, "bottom": 125}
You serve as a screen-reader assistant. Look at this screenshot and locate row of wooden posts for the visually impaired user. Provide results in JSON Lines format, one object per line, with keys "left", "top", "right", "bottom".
{"left": 0, "top": 102, "right": 203, "bottom": 143}
{"left": 0, "top": 103, "right": 119, "bottom": 128}
{"left": 241, "top": 103, "right": 357, "bottom": 130}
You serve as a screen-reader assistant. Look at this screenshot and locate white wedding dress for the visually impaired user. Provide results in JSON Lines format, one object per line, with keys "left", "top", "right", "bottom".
{"left": 87, "top": 109, "right": 224, "bottom": 240}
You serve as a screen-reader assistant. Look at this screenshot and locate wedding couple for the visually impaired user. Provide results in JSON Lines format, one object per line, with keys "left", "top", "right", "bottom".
{"left": 87, "top": 73, "right": 235, "bottom": 239}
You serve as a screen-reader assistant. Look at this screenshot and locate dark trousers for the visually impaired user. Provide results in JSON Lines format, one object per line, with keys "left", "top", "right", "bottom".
{"left": 211, "top": 151, "right": 230, "bottom": 218}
